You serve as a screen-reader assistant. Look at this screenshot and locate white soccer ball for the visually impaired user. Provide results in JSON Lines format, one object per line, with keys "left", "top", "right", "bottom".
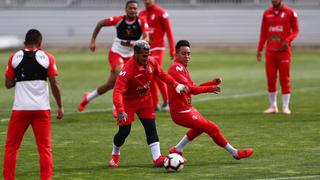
{"left": 164, "top": 153, "right": 184, "bottom": 172}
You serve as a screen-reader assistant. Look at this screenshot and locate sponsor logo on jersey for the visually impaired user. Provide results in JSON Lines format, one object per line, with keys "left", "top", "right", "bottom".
{"left": 148, "top": 66, "right": 153, "bottom": 73}
{"left": 176, "top": 66, "right": 183, "bottom": 72}
{"left": 269, "top": 25, "right": 284, "bottom": 32}
{"left": 119, "top": 71, "right": 126, "bottom": 76}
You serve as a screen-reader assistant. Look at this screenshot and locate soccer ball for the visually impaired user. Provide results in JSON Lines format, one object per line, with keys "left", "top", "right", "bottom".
{"left": 164, "top": 153, "right": 184, "bottom": 172}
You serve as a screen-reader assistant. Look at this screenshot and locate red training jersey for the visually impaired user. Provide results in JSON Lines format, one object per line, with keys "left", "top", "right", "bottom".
{"left": 257, "top": 4, "right": 299, "bottom": 52}
{"left": 113, "top": 57, "right": 178, "bottom": 113}
{"left": 167, "top": 60, "right": 214, "bottom": 113}
{"left": 139, "top": 4, "right": 175, "bottom": 57}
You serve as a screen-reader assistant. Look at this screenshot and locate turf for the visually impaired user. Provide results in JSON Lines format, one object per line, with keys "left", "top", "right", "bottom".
{"left": 0, "top": 49, "right": 319, "bottom": 179}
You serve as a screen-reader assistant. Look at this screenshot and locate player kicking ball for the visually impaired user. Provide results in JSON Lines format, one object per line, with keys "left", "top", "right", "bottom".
{"left": 167, "top": 40, "right": 253, "bottom": 161}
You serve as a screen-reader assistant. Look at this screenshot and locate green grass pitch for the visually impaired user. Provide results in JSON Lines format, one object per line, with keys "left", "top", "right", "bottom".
{"left": 0, "top": 49, "right": 319, "bottom": 179}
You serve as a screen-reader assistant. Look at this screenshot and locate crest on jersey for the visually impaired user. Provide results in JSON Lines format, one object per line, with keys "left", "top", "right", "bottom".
{"left": 176, "top": 66, "right": 183, "bottom": 72}
{"left": 281, "top": 12, "right": 286, "bottom": 18}
{"left": 148, "top": 66, "right": 153, "bottom": 73}
{"left": 119, "top": 71, "right": 126, "bottom": 76}
{"left": 151, "top": 14, "right": 155, "bottom": 20}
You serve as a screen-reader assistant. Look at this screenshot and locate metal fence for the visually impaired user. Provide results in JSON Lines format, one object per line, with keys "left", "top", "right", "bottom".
{"left": 1, "top": 0, "right": 320, "bottom": 9}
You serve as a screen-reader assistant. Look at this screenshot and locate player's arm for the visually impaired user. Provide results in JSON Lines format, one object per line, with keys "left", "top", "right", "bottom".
{"left": 199, "top": 77, "right": 222, "bottom": 86}
{"left": 5, "top": 77, "right": 15, "bottom": 89}
{"left": 113, "top": 69, "right": 130, "bottom": 115}
{"left": 257, "top": 12, "right": 267, "bottom": 62}
{"left": 162, "top": 12, "right": 175, "bottom": 59}
{"left": 156, "top": 63, "right": 187, "bottom": 94}
{"left": 48, "top": 75, "right": 63, "bottom": 120}
{"left": 5, "top": 55, "right": 15, "bottom": 89}
{"left": 285, "top": 11, "right": 299, "bottom": 44}
{"left": 140, "top": 18, "right": 150, "bottom": 42}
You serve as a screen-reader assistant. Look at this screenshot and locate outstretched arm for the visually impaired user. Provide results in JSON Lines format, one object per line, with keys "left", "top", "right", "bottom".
{"left": 90, "top": 19, "right": 108, "bottom": 52}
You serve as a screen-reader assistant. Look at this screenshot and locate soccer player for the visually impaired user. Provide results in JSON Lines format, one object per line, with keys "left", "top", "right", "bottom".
{"left": 257, "top": 0, "right": 299, "bottom": 114}
{"left": 139, "top": 0, "right": 175, "bottom": 112}
{"left": 167, "top": 40, "right": 253, "bottom": 161}
{"left": 78, "top": 0, "right": 149, "bottom": 113}
{"left": 110, "top": 40, "right": 187, "bottom": 168}
{"left": 3, "top": 29, "right": 63, "bottom": 180}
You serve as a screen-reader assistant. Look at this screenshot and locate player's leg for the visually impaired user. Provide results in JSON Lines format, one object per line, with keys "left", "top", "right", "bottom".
{"left": 173, "top": 109, "right": 253, "bottom": 160}
{"left": 109, "top": 107, "right": 135, "bottom": 168}
{"left": 278, "top": 50, "right": 291, "bottom": 114}
{"left": 153, "top": 50, "right": 169, "bottom": 111}
{"left": 264, "top": 51, "right": 279, "bottom": 113}
{"left": 31, "top": 110, "right": 52, "bottom": 180}
{"left": 3, "top": 111, "right": 31, "bottom": 180}
{"left": 78, "top": 50, "right": 124, "bottom": 112}
{"left": 136, "top": 98, "right": 165, "bottom": 167}
{"left": 109, "top": 124, "right": 131, "bottom": 168}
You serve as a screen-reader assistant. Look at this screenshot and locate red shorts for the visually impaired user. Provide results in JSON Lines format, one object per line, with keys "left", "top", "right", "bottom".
{"left": 117, "top": 97, "right": 156, "bottom": 126}
{"left": 108, "top": 50, "right": 131, "bottom": 72}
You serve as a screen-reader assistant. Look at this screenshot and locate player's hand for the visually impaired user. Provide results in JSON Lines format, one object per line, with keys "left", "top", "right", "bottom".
{"left": 256, "top": 51, "right": 262, "bottom": 62}
{"left": 175, "top": 84, "right": 189, "bottom": 94}
{"left": 118, "top": 112, "right": 128, "bottom": 123}
{"left": 212, "top": 77, "right": 222, "bottom": 85}
{"left": 56, "top": 107, "right": 64, "bottom": 120}
{"left": 90, "top": 40, "right": 96, "bottom": 52}
{"left": 212, "top": 86, "right": 221, "bottom": 94}
{"left": 169, "top": 51, "right": 175, "bottom": 60}
{"left": 281, "top": 40, "right": 288, "bottom": 51}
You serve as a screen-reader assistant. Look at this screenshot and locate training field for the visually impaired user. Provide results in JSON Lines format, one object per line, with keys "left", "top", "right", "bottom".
{"left": 0, "top": 49, "right": 319, "bottom": 179}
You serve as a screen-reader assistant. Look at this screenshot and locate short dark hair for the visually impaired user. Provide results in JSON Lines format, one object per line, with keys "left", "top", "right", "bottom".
{"left": 134, "top": 40, "right": 150, "bottom": 53}
{"left": 24, "top": 29, "right": 42, "bottom": 45}
{"left": 175, "top": 40, "right": 190, "bottom": 53}
{"left": 126, "top": 0, "right": 138, "bottom": 8}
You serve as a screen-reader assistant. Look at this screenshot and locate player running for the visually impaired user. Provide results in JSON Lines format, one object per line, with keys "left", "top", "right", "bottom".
{"left": 109, "top": 40, "right": 187, "bottom": 168}
{"left": 167, "top": 40, "right": 253, "bottom": 161}
{"left": 139, "top": 0, "right": 175, "bottom": 111}
{"left": 78, "top": 0, "right": 149, "bottom": 114}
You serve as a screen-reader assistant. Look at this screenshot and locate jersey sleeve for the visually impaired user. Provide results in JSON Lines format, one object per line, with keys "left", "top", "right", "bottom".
{"left": 257, "top": 11, "right": 267, "bottom": 52}
{"left": 45, "top": 52, "right": 58, "bottom": 76}
{"left": 161, "top": 11, "right": 175, "bottom": 57}
{"left": 113, "top": 68, "right": 130, "bottom": 113}
{"left": 106, "top": 15, "right": 123, "bottom": 26}
{"left": 285, "top": 10, "right": 299, "bottom": 44}
{"left": 139, "top": 17, "right": 149, "bottom": 32}
{"left": 5, "top": 54, "right": 15, "bottom": 78}
{"left": 153, "top": 60, "right": 177, "bottom": 87}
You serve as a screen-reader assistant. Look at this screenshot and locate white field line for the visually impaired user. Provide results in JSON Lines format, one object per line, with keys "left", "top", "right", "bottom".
{"left": 1, "top": 87, "right": 319, "bottom": 123}
{"left": 194, "top": 87, "right": 320, "bottom": 102}
{"left": 256, "top": 175, "right": 320, "bottom": 180}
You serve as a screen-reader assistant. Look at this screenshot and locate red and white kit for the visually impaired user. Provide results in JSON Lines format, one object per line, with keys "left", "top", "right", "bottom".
{"left": 167, "top": 60, "right": 227, "bottom": 147}
{"left": 257, "top": 4, "right": 299, "bottom": 94}
{"left": 139, "top": 4, "right": 175, "bottom": 106}
{"left": 113, "top": 57, "right": 178, "bottom": 126}
{"left": 105, "top": 15, "right": 149, "bottom": 71}
{"left": 4, "top": 49, "right": 58, "bottom": 180}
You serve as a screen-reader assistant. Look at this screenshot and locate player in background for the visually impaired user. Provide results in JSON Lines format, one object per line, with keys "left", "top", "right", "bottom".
{"left": 78, "top": 0, "right": 149, "bottom": 114}
{"left": 167, "top": 40, "right": 253, "bottom": 161}
{"left": 257, "top": 0, "right": 299, "bottom": 114}
{"left": 110, "top": 40, "right": 187, "bottom": 168}
{"left": 139, "top": 0, "right": 175, "bottom": 112}
{"left": 3, "top": 29, "right": 63, "bottom": 180}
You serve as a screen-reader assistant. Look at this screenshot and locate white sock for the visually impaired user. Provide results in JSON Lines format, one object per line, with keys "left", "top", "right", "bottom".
{"left": 112, "top": 144, "right": 120, "bottom": 155}
{"left": 149, "top": 142, "right": 161, "bottom": 160}
{"left": 175, "top": 135, "right": 190, "bottom": 152}
{"left": 282, "top": 94, "right": 291, "bottom": 110}
{"left": 87, "top": 89, "right": 99, "bottom": 101}
{"left": 225, "top": 143, "right": 238, "bottom": 157}
{"left": 268, "top": 92, "right": 277, "bottom": 108}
